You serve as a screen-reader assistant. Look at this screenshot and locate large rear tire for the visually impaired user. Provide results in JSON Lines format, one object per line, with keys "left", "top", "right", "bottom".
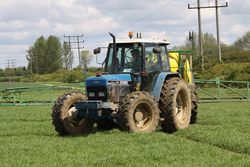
{"left": 190, "top": 90, "right": 198, "bottom": 124}
{"left": 159, "top": 78, "right": 191, "bottom": 133}
{"left": 117, "top": 92, "right": 159, "bottom": 133}
{"left": 52, "top": 91, "right": 94, "bottom": 136}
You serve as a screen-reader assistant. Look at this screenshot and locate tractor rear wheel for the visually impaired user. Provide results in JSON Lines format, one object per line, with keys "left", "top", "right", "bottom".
{"left": 190, "top": 90, "right": 198, "bottom": 124}
{"left": 117, "top": 91, "right": 159, "bottom": 133}
{"left": 52, "top": 91, "right": 94, "bottom": 136}
{"left": 159, "top": 78, "right": 191, "bottom": 133}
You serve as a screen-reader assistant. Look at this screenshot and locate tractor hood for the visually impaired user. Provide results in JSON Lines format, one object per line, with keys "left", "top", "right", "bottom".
{"left": 85, "top": 74, "right": 132, "bottom": 87}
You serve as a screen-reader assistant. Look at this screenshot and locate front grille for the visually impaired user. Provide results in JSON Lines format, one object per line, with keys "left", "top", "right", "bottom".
{"left": 87, "top": 86, "right": 107, "bottom": 101}
{"left": 107, "top": 84, "right": 131, "bottom": 102}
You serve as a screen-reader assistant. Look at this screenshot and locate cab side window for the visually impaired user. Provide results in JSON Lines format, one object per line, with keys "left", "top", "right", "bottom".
{"left": 145, "top": 46, "right": 161, "bottom": 72}
{"left": 161, "top": 46, "right": 169, "bottom": 71}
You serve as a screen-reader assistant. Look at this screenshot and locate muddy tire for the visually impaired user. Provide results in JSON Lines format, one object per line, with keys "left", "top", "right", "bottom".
{"left": 96, "top": 120, "right": 117, "bottom": 131}
{"left": 52, "top": 91, "right": 94, "bottom": 136}
{"left": 190, "top": 90, "right": 198, "bottom": 124}
{"left": 117, "top": 91, "right": 159, "bottom": 133}
{"left": 159, "top": 78, "right": 191, "bottom": 133}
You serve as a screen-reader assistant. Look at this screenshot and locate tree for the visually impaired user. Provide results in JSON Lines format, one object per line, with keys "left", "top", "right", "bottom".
{"left": 26, "top": 46, "right": 35, "bottom": 73}
{"left": 234, "top": 31, "right": 250, "bottom": 50}
{"left": 81, "top": 50, "right": 93, "bottom": 73}
{"left": 46, "top": 36, "right": 62, "bottom": 73}
{"left": 62, "top": 42, "right": 74, "bottom": 70}
{"left": 0, "top": 68, "right": 5, "bottom": 77}
{"left": 177, "top": 32, "right": 222, "bottom": 70}
{"left": 26, "top": 35, "right": 63, "bottom": 74}
{"left": 26, "top": 36, "right": 47, "bottom": 74}
{"left": 202, "top": 33, "right": 217, "bottom": 55}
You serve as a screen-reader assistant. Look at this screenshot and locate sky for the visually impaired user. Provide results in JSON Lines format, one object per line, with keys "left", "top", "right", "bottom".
{"left": 0, "top": 0, "right": 250, "bottom": 68}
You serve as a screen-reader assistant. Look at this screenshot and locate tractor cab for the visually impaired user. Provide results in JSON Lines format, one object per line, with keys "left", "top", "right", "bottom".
{"left": 105, "top": 39, "right": 170, "bottom": 75}
{"left": 92, "top": 34, "right": 172, "bottom": 95}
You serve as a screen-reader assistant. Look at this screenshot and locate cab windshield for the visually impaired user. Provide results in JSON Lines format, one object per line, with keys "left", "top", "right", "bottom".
{"left": 105, "top": 43, "right": 142, "bottom": 73}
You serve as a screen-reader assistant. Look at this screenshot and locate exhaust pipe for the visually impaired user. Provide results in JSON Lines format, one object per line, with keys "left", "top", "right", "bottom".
{"left": 109, "top": 32, "right": 118, "bottom": 73}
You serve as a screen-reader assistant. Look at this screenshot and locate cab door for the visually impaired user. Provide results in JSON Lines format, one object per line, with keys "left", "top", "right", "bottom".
{"left": 143, "top": 44, "right": 162, "bottom": 92}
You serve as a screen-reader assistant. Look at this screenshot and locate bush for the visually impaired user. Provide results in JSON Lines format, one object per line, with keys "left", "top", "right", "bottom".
{"left": 19, "top": 68, "right": 97, "bottom": 83}
{"left": 198, "top": 62, "right": 250, "bottom": 81}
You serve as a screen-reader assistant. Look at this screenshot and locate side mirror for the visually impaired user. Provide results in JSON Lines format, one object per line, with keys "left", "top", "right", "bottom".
{"left": 93, "top": 47, "right": 101, "bottom": 54}
{"left": 153, "top": 47, "right": 161, "bottom": 53}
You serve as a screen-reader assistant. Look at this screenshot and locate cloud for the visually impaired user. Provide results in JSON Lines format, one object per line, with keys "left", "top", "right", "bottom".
{"left": 0, "top": 45, "right": 29, "bottom": 68}
{"left": 0, "top": 0, "right": 120, "bottom": 68}
{"left": 0, "top": 0, "right": 250, "bottom": 68}
{"left": 0, "top": 32, "right": 30, "bottom": 40}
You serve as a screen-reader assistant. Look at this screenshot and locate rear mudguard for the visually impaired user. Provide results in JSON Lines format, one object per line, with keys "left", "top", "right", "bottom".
{"left": 151, "top": 72, "right": 180, "bottom": 101}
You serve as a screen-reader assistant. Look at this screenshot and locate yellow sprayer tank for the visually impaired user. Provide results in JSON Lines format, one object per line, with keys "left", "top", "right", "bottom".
{"left": 169, "top": 51, "right": 193, "bottom": 84}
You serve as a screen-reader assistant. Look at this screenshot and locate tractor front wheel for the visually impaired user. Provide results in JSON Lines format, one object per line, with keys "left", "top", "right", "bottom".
{"left": 51, "top": 91, "right": 94, "bottom": 136}
{"left": 117, "top": 92, "right": 160, "bottom": 133}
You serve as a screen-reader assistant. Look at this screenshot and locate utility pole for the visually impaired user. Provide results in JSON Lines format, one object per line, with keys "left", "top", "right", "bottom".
{"left": 188, "top": 0, "right": 228, "bottom": 67}
{"left": 215, "top": 0, "right": 228, "bottom": 62}
{"left": 188, "top": 0, "right": 204, "bottom": 70}
{"left": 5, "top": 58, "right": 16, "bottom": 83}
{"left": 64, "top": 34, "right": 88, "bottom": 77}
{"left": 64, "top": 34, "right": 84, "bottom": 69}
{"left": 5, "top": 59, "right": 16, "bottom": 69}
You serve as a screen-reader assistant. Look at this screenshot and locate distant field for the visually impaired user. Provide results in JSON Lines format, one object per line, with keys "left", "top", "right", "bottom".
{"left": 0, "top": 102, "right": 249, "bottom": 166}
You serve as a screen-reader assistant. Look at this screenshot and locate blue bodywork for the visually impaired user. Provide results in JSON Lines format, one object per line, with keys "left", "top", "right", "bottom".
{"left": 86, "top": 74, "right": 132, "bottom": 87}
{"left": 76, "top": 72, "right": 179, "bottom": 120}
{"left": 76, "top": 74, "right": 132, "bottom": 120}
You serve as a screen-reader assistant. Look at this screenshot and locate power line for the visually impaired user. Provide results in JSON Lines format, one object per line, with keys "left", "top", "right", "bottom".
{"left": 142, "top": 3, "right": 187, "bottom": 30}
{"left": 138, "top": 1, "right": 179, "bottom": 23}
{"left": 122, "top": 0, "right": 179, "bottom": 32}
{"left": 188, "top": 0, "right": 228, "bottom": 69}
{"left": 128, "top": 0, "right": 180, "bottom": 29}
{"left": 124, "top": 0, "right": 156, "bottom": 19}
{"left": 125, "top": 1, "right": 189, "bottom": 34}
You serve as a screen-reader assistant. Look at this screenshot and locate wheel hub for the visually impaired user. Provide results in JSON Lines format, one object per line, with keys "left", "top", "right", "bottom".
{"left": 134, "top": 106, "right": 151, "bottom": 129}
{"left": 67, "top": 107, "right": 83, "bottom": 126}
{"left": 68, "top": 107, "right": 77, "bottom": 117}
{"left": 176, "top": 94, "right": 186, "bottom": 124}
{"left": 176, "top": 106, "right": 184, "bottom": 120}
{"left": 135, "top": 110, "right": 144, "bottom": 122}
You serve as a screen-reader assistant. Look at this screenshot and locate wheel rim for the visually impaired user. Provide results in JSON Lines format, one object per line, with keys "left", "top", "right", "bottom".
{"left": 67, "top": 106, "right": 84, "bottom": 127}
{"left": 133, "top": 102, "right": 153, "bottom": 130}
{"left": 175, "top": 90, "right": 188, "bottom": 125}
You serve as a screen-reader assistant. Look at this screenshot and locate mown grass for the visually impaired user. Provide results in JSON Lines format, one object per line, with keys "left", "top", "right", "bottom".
{"left": 0, "top": 102, "right": 250, "bottom": 167}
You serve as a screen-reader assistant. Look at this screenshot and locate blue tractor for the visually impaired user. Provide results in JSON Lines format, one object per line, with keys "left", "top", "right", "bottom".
{"left": 52, "top": 33, "right": 198, "bottom": 135}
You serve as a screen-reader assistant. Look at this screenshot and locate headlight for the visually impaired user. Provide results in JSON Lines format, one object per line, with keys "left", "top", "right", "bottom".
{"left": 98, "top": 92, "right": 105, "bottom": 97}
{"left": 89, "top": 92, "right": 95, "bottom": 97}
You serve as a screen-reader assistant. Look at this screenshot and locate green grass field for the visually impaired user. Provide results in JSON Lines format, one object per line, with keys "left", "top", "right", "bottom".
{"left": 0, "top": 102, "right": 249, "bottom": 167}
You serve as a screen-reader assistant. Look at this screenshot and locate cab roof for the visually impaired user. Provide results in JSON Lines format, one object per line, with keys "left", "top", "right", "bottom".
{"left": 109, "top": 38, "right": 170, "bottom": 45}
